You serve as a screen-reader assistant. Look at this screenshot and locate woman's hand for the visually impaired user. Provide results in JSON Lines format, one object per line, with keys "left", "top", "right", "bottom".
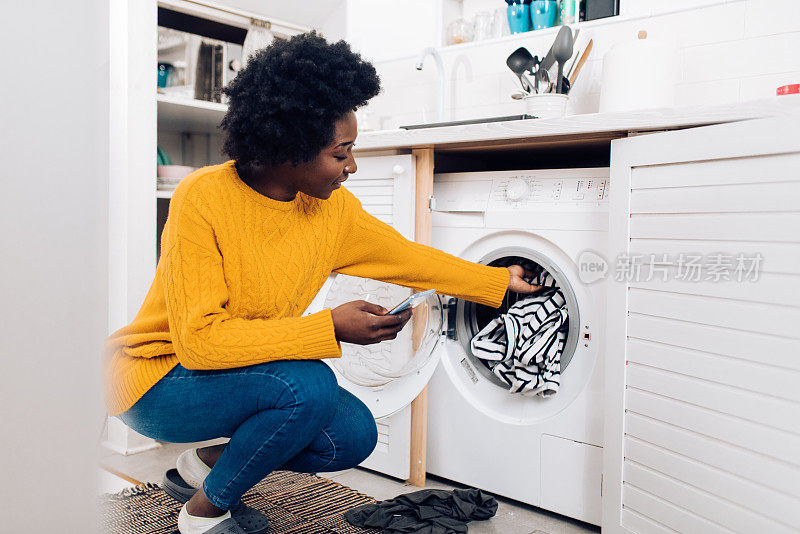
{"left": 331, "top": 300, "right": 413, "bottom": 345}
{"left": 507, "top": 265, "right": 543, "bottom": 294}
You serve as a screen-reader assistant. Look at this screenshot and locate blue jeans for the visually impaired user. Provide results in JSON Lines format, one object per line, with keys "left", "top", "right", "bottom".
{"left": 117, "top": 359, "right": 378, "bottom": 510}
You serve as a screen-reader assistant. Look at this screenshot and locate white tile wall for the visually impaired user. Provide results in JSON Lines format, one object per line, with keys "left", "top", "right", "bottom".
{"left": 740, "top": 70, "right": 800, "bottom": 101}
{"left": 675, "top": 78, "right": 741, "bottom": 107}
{"left": 744, "top": 0, "right": 800, "bottom": 37}
{"left": 362, "top": 0, "right": 800, "bottom": 129}
{"left": 642, "top": 2, "right": 746, "bottom": 48}
{"left": 683, "top": 33, "right": 800, "bottom": 83}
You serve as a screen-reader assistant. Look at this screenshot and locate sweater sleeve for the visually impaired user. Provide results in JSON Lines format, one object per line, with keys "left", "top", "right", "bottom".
{"left": 160, "top": 195, "right": 342, "bottom": 371}
{"left": 331, "top": 190, "right": 510, "bottom": 309}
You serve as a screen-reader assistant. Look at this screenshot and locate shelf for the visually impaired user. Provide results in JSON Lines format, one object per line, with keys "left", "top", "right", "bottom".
{"left": 157, "top": 93, "right": 227, "bottom": 134}
{"left": 156, "top": 189, "right": 174, "bottom": 199}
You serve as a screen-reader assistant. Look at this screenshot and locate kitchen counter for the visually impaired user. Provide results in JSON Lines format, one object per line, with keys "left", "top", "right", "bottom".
{"left": 354, "top": 97, "right": 800, "bottom": 152}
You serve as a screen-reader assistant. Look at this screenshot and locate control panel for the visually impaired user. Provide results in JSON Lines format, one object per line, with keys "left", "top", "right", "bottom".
{"left": 490, "top": 174, "right": 608, "bottom": 206}
{"left": 432, "top": 168, "right": 610, "bottom": 230}
{"left": 432, "top": 168, "right": 610, "bottom": 213}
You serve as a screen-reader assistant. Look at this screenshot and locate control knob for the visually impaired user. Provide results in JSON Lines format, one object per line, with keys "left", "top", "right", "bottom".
{"left": 505, "top": 178, "right": 529, "bottom": 201}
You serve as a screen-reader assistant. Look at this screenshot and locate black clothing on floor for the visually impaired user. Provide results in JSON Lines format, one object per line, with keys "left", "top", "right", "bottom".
{"left": 344, "top": 488, "right": 498, "bottom": 533}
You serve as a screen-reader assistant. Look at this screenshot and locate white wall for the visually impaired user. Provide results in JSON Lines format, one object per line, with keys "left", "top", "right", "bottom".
{"left": 0, "top": 0, "right": 108, "bottom": 531}
{"left": 320, "top": 0, "right": 348, "bottom": 43}
{"left": 339, "top": 0, "right": 445, "bottom": 62}
{"left": 318, "top": 0, "right": 463, "bottom": 62}
{"left": 362, "top": 0, "right": 800, "bottom": 129}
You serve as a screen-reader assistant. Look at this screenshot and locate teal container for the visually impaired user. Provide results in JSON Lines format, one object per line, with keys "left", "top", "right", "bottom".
{"left": 157, "top": 62, "right": 173, "bottom": 88}
{"left": 507, "top": 2, "right": 532, "bottom": 34}
{"left": 559, "top": 0, "right": 580, "bottom": 24}
{"left": 531, "top": 0, "right": 558, "bottom": 30}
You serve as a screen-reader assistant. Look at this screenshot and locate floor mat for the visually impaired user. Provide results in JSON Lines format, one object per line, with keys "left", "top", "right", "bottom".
{"left": 98, "top": 470, "right": 380, "bottom": 534}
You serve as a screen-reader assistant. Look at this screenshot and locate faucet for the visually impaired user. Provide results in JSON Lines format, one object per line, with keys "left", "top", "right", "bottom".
{"left": 415, "top": 47, "right": 445, "bottom": 123}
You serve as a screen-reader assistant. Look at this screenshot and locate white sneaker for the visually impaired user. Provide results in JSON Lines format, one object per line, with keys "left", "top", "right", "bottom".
{"left": 177, "top": 448, "right": 213, "bottom": 489}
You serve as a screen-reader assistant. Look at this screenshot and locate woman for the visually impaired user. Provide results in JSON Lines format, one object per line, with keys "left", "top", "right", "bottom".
{"left": 103, "top": 31, "right": 541, "bottom": 534}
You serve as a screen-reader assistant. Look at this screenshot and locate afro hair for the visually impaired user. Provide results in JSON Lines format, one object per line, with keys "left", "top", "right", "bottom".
{"left": 220, "top": 30, "right": 381, "bottom": 168}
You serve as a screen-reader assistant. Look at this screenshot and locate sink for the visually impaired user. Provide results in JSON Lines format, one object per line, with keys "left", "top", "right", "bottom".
{"left": 399, "top": 114, "right": 536, "bottom": 130}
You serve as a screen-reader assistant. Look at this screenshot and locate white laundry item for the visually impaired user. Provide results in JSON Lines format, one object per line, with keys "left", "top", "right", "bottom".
{"left": 528, "top": 264, "right": 559, "bottom": 289}
{"left": 470, "top": 287, "right": 568, "bottom": 397}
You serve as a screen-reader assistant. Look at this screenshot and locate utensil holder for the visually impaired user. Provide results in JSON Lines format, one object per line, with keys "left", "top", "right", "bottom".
{"left": 523, "top": 93, "right": 568, "bottom": 119}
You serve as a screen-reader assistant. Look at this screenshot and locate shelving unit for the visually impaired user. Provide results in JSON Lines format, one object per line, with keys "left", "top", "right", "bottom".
{"left": 436, "top": 14, "right": 619, "bottom": 54}
{"left": 155, "top": 0, "right": 308, "bottom": 201}
{"left": 155, "top": 93, "right": 227, "bottom": 204}
{"left": 154, "top": 2, "right": 309, "bottom": 263}
{"left": 106, "top": 0, "right": 309, "bottom": 457}
{"left": 157, "top": 93, "right": 227, "bottom": 134}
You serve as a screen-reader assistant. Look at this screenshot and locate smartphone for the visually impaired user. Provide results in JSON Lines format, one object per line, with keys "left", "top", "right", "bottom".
{"left": 387, "top": 289, "right": 436, "bottom": 315}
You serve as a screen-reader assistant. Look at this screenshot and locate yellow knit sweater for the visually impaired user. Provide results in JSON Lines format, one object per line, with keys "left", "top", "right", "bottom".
{"left": 102, "top": 161, "right": 511, "bottom": 416}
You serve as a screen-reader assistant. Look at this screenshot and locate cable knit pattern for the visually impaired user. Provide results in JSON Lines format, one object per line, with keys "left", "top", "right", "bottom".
{"left": 102, "top": 161, "right": 511, "bottom": 416}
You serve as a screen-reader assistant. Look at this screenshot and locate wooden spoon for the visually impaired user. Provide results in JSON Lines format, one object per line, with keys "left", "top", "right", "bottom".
{"left": 568, "top": 39, "right": 593, "bottom": 87}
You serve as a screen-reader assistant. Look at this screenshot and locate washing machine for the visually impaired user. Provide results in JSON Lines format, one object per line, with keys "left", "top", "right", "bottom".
{"left": 425, "top": 168, "right": 610, "bottom": 526}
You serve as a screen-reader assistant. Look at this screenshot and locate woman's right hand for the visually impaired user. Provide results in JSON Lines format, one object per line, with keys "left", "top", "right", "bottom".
{"left": 331, "top": 300, "right": 413, "bottom": 345}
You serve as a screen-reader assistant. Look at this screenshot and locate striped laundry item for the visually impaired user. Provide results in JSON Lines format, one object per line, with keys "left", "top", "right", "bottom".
{"left": 527, "top": 263, "right": 559, "bottom": 289}
{"left": 470, "top": 286, "right": 568, "bottom": 397}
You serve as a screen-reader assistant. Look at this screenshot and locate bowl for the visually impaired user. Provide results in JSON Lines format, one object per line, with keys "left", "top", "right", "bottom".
{"left": 523, "top": 93, "right": 568, "bottom": 119}
{"left": 157, "top": 165, "right": 196, "bottom": 179}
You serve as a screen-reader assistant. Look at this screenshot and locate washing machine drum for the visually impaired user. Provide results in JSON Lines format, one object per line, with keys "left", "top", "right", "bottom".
{"left": 457, "top": 253, "right": 580, "bottom": 393}
{"left": 322, "top": 273, "right": 442, "bottom": 388}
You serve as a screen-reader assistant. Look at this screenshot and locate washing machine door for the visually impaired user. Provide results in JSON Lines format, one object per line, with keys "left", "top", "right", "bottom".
{"left": 310, "top": 273, "right": 445, "bottom": 419}
{"left": 435, "top": 231, "right": 604, "bottom": 425}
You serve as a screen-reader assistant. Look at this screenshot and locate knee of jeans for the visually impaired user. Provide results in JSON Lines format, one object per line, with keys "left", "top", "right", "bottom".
{"left": 291, "top": 361, "right": 339, "bottom": 423}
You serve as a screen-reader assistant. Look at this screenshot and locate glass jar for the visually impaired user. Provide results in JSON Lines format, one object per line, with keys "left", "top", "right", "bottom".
{"left": 446, "top": 18, "right": 474, "bottom": 45}
{"left": 492, "top": 7, "right": 510, "bottom": 38}
{"left": 472, "top": 11, "right": 493, "bottom": 41}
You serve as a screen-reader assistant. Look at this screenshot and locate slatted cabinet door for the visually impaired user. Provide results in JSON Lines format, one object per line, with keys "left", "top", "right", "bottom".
{"left": 603, "top": 115, "right": 800, "bottom": 534}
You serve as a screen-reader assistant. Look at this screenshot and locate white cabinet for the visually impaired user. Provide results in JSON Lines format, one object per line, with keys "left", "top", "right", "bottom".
{"left": 342, "top": 155, "right": 419, "bottom": 480}
{"left": 305, "top": 154, "right": 431, "bottom": 480}
{"left": 602, "top": 116, "right": 800, "bottom": 533}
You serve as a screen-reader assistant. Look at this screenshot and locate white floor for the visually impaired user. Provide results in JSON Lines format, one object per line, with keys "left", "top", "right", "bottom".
{"left": 320, "top": 468, "right": 598, "bottom": 534}
{"left": 97, "top": 468, "right": 135, "bottom": 494}
{"left": 97, "top": 438, "right": 599, "bottom": 534}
